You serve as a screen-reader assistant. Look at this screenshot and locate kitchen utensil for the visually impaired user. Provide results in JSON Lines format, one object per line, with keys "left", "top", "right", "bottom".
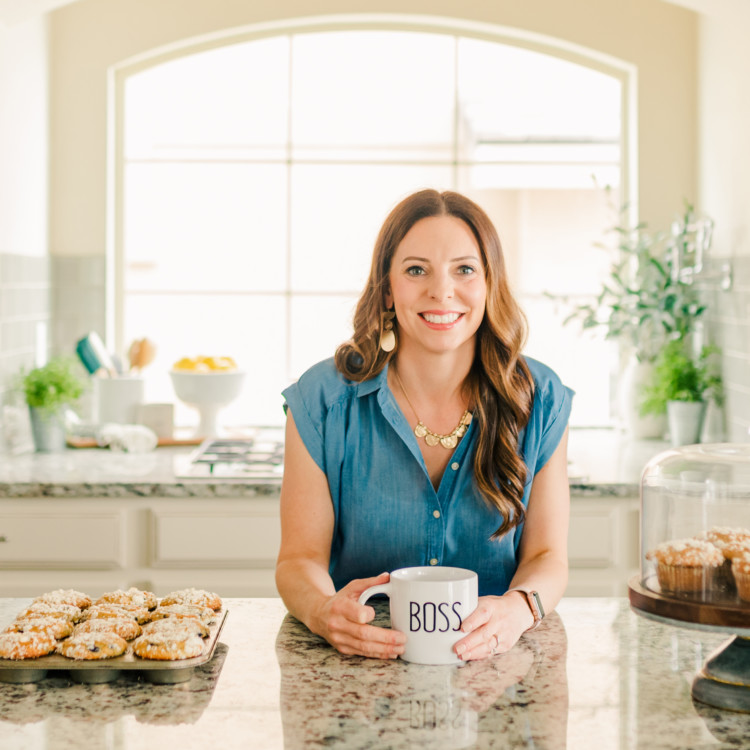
{"left": 128, "top": 338, "right": 157, "bottom": 373}
{"left": 75, "top": 332, "right": 117, "bottom": 377}
{"left": 75, "top": 336, "right": 101, "bottom": 375}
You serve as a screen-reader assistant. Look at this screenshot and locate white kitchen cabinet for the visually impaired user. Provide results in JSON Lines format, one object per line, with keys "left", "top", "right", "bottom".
{"left": 0, "top": 495, "right": 282, "bottom": 599}
{"left": 566, "top": 494, "right": 641, "bottom": 597}
{"left": 151, "top": 503, "right": 280, "bottom": 568}
{"left": 0, "top": 491, "right": 638, "bottom": 600}
{"left": 0, "top": 509, "right": 125, "bottom": 568}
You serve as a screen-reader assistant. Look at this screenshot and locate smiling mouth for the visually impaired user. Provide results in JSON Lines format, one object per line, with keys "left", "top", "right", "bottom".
{"left": 421, "top": 312, "right": 462, "bottom": 324}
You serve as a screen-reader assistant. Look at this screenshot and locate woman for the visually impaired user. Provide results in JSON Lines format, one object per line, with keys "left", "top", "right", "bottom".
{"left": 276, "top": 189, "right": 572, "bottom": 661}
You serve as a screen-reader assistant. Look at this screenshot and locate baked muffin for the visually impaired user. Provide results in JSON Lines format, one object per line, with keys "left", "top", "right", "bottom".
{"left": 141, "top": 616, "right": 209, "bottom": 639}
{"left": 17, "top": 602, "right": 82, "bottom": 623}
{"left": 0, "top": 631, "right": 57, "bottom": 660}
{"left": 696, "top": 526, "right": 750, "bottom": 559}
{"left": 33, "top": 589, "right": 92, "bottom": 610}
{"left": 5, "top": 616, "right": 74, "bottom": 640}
{"left": 132, "top": 631, "right": 204, "bottom": 661}
{"left": 160, "top": 588, "right": 222, "bottom": 611}
{"left": 73, "top": 617, "right": 142, "bottom": 641}
{"left": 95, "top": 587, "right": 157, "bottom": 611}
{"left": 731, "top": 552, "right": 750, "bottom": 602}
{"left": 646, "top": 538, "right": 724, "bottom": 594}
{"left": 59, "top": 632, "right": 128, "bottom": 660}
{"left": 150, "top": 604, "right": 215, "bottom": 625}
{"left": 695, "top": 527, "right": 750, "bottom": 592}
{"left": 81, "top": 604, "right": 149, "bottom": 624}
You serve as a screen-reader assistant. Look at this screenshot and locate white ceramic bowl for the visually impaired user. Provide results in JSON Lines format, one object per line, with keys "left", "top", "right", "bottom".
{"left": 169, "top": 370, "right": 246, "bottom": 437}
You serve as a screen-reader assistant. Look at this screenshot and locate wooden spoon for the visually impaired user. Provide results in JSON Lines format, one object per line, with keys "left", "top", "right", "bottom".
{"left": 128, "top": 338, "right": 157, "bottom": 373}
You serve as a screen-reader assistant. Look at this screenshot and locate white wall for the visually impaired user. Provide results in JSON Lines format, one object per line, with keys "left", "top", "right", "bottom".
{"left": 0, "top": 16, "right": 48, "bottom": 257}
{"left": 697, "top": 0, "right": 750, "bottom": 259}
{"left": 45, "top": 0, "right": 698, "bottom": 258}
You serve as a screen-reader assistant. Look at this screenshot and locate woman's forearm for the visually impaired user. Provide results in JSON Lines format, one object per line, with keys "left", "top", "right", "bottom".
{"left": 507, "top": 550, "right": 569, "bottom": 615}
{"left": 275, "top": 556, "right": 337, "bottom": 635}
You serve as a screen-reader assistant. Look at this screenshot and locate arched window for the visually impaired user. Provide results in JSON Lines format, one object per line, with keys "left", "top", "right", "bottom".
{"left": 115, "top": 22, "right": 628, "bottom": 430}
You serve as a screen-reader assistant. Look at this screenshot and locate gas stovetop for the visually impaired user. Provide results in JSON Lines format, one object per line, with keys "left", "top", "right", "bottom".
{"left": 175, "top": 429, "right": 285, "bottom": 482}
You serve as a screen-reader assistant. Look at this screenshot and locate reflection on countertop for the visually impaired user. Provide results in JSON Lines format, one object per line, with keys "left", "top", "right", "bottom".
{"left": 0, "top": 429, "right": 669, "bottom": 498}
{"left": 3, "top": 597, "right": 750, "bottom": 749}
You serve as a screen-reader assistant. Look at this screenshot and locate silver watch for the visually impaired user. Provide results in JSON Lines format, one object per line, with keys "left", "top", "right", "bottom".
{"left": 507, "top": 587, "right": 545, "bottom": 630}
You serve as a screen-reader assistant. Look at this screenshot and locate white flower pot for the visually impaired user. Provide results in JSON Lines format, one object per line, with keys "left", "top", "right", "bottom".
{"left": 667, "top": 400, "right": 706, "bottom": 447}
{"left": 618, "top": 356, "right": 667, "bottom": 439}
{"left": 28, "top": 407, "right": 67, "bottom": 452}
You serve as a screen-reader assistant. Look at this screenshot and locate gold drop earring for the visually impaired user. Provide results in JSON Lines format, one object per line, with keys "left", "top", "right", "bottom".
{"left": 379, "top": 310, "right": 396, "bottom": 352}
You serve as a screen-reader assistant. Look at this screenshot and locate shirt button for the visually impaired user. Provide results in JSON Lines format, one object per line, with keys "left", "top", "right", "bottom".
{"left": 451, "top": 462, "right": 459, "bottom": 471}
{"left": 433, "top": 510, "right": 441, "bottom": 519}
{"left": 429, "top": 558, "right": 438, "bottom": 566}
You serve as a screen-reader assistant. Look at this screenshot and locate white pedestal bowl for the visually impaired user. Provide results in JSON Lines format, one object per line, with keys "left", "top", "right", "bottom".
{"left": 169, "top": 370, "right": 246, "bottom": 438}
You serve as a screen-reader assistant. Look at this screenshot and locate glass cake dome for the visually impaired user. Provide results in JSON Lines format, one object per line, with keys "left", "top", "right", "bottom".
{"left": 638, "top": 443, "right": 750, "bottom": 615}
{"left": 629, "top": 443, "right": 750, "bottom": 712}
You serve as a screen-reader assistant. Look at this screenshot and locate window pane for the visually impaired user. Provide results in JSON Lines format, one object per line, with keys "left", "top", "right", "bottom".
{"left": 461, "top": 188, "right": 619, "bottom": 426}
{"left": 290, "top": 164, "right": 453, "bottom": 293}
{"left": 291, "top": 31, "right": 455, "bottom": 151}
{"left": 289, "top": 295, "right": 360, "bottom": 379}
{"left": 524, "top": 297, "right": 617, "bottom": 427}
{"left": 124, "top": 294, "right": 288, "bottom": 427}
{"left": 125, "top": 36, "right": 290, "bottom": 159}
{"left": 124, "top": 163, "right": 287, "bottom": 292}
{"left": 457, "top": 37, "right": 621, "bottom": 143}
{"left": 120, "top": 28, "right": 625, "bottom": 431}
{"left": 511, "top": 189, "right": 619, "bottom": 296}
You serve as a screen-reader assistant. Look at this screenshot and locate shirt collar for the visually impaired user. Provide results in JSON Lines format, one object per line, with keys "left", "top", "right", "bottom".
{"left": 354, "top": 362, "right": 390, "bottom": 397}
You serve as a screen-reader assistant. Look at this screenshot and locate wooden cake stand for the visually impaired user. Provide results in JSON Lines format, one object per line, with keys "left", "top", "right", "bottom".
{"left": 629, "top": 575, "right": 750, "bottom": 713}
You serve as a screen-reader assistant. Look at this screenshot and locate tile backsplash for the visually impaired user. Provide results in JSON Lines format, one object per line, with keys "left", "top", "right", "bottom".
{"left": 709, "top": 254, "right": 750, "bottom": 442}
{"left": 0, "top": 253, "right": 51, "bottom": 403}
{"left": 1, "top": 251, "right": 749, "bottom": 442}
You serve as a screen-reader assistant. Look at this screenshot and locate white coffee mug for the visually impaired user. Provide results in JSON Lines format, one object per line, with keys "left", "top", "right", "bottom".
{"left": 358, "top": 566, "right": 478, "bottom": 665}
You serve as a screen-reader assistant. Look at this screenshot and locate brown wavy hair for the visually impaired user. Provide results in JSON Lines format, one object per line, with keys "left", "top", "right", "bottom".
{"left": 335, "top": 189, "right": 534, "bottom": 538}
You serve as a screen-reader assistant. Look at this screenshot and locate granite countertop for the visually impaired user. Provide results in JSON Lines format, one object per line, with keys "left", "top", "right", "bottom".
{"left": 1, "top": 596, "right": 748, "bottom": 749}
{"left": 0, "top": 429, "right": 670, "bottom": 499}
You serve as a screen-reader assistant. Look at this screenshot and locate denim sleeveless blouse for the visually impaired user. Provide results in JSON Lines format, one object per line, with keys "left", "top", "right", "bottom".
{"left": 282, "top": 357, "right": 573, "bottom": 597}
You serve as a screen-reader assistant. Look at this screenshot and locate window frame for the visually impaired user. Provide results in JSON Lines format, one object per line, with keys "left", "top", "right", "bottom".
{"left": 106, "top": 14, "right": 637, "bottom": 428}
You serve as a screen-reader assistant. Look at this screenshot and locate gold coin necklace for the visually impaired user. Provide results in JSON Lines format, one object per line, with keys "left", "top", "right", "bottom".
{"left": 393, "top": 367, "right": 472, "bottom": 450}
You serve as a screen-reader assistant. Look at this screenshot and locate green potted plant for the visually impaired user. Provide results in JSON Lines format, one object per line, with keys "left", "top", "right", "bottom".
{"left": 640, "top": 340, "right": 724, "bottom": 446}
{"left": 19, "top": 357, "right": 86, "bottom": 452}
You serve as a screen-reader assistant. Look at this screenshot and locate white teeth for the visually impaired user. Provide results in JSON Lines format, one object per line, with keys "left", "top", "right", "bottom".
{"left": 422, "top": 313, "right": 460, "bottom": 324}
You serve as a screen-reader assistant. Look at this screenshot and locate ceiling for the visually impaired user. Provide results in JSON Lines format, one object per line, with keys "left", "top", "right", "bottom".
{"left": 0, "top": 0, "right": 78, "bottom": 28}
{"left": 0, "top": 0, "right": 717, "bottom": 29}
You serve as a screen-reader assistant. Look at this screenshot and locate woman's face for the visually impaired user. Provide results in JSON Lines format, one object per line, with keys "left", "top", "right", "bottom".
{"left": 385, "top": 215, "right": 487, "bottom": 358}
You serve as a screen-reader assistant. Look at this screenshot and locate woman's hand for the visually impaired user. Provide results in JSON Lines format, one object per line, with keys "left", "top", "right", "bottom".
{"left": 453, "top": 591, "right": 534, "bottom": 661}
{"left": 309, "top": 572, "right": 407, "bottom": 659}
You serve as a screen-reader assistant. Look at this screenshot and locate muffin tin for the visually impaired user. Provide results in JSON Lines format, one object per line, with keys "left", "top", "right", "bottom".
{"left": 0, "top": 609, "right": 227, "bottom": 684}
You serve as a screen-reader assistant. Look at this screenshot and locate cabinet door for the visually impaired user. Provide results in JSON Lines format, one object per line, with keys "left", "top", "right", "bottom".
{"left": 0, "top": 511, "right": 125, "bottom": 569}
{"left": 150, "top": 506, "right": 280, "bottom": 568}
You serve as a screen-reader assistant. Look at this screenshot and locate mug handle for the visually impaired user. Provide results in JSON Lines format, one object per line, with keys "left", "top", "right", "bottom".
{"left": 358, "top": 582, "right": 391, "bottom": 605}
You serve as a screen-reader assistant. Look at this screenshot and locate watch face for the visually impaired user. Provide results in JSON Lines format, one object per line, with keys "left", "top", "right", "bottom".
{"left": 531, "top": 591, "right": 545, "bottom": 620}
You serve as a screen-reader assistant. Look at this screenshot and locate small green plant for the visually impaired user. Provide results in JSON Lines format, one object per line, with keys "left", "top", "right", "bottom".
{"left": 640, "top": 340, "right": 724, "bottom": 416}
{"left": 20, "top": 357, "right": 85, "bottom": 413}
